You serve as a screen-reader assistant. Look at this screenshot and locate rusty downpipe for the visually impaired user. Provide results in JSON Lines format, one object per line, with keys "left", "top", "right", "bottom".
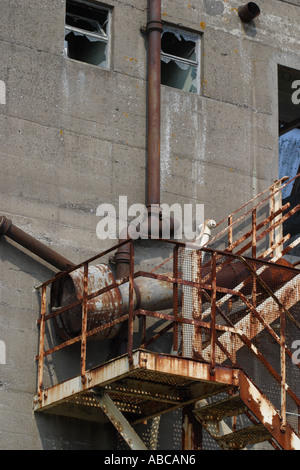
{"left": 0, "top": 215, "right": 75, "bottom": 272}
{"left": 146, "top": 0, "right": 162, "bottom": 208}
{"left": 115, "top": 0, "right": 179, "bottom": 281}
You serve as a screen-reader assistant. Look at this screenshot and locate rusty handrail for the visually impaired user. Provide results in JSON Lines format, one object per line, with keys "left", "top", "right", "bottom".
{"left": 35, "top": 239, "right": 300, "bottom": 436}
{"left": 80, "top": 262, "right": 89, "bottom": 384}
{"left": 34, "top": 238, "right": 133, "bottom": 290}
{"left": 205, "top": 173, "right": 300, "bottom": 249}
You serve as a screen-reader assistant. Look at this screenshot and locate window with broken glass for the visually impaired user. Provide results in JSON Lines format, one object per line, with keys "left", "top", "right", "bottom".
{"left": 161, "top": 27, "right": 200, "bottom": 94}
{"left": 64, "top": 0, "right": 110, "bottom": 68}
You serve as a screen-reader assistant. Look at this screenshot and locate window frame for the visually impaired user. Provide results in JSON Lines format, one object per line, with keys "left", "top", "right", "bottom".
{"left": 161, "top": 25, "right": 201, "bottom": 94}
{"left": 64, "top": 0, "right": 112, "bottom": 69}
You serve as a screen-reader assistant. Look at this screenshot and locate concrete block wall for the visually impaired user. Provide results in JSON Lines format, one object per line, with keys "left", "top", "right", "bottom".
{"left": 0, "top": 0, "right": 299, "bottom": 449}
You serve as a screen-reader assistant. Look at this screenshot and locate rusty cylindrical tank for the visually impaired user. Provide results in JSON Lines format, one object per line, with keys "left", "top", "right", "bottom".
{"left": 50, "top": 263, "right": 175, "bottom": 341}
{"left": 51, "top": 264, "right": 123, "bottom": 341}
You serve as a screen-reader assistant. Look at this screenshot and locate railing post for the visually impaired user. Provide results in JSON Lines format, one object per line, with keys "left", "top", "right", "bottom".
{"left": 228, "top": 215, "right": 233, "bottom": 248}
{"left": 80, "top": 262, "right": 88, "bottom": 384}
{"left": 173, "top": 244, "right": 179, "bottom": 353}
{"left": 252, "top": 208, "right": 257, "bottom": 259}
{"left": 37, "top": 284, "right": 47, "bottom": 401}
{"left": 269, "top": 181, "right": 284, "bottom": 257}
{"left": 128, "top": 240, "right": 135, "bottom": 365}
{"left": 269, "top": 184, "right": 275, "bottom": 251}
{"left": 192, "top": 249, "right": 202, "bottom": 358}
{"left": 251, "top": 209, "right": 258, "bottom": 337}
{"left": 210, "top": 252, "right": 217, "bottom": 374}
{"left": 280, "top": 306, "right": 286, "bottom": 432}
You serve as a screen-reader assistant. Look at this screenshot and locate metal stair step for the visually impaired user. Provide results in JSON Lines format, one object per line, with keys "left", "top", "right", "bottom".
{"left": 194, "top": 394, "right": 248, "bottom": 422}
{"left": 216, "top": 423, "right": 271, "bottom": 450}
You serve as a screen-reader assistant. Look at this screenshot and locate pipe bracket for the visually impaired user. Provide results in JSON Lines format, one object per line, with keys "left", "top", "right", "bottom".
{"left": 146, "top": 20, "right": 163, "bottom": 33}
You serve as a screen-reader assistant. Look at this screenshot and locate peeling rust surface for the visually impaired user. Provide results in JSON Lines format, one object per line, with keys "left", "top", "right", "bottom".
{"left": 239, "top": 372, "right": 300, "bottom": 450}
{"left": 51, "top": 264, "right": 123, "bottom": 340}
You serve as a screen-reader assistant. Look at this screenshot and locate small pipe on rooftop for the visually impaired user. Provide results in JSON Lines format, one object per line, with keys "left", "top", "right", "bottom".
{"left": 0, "top": 215, "right": 75, "bottom": 272}
{"left": 238, "top": 3, "right": 260, "bottom": 23}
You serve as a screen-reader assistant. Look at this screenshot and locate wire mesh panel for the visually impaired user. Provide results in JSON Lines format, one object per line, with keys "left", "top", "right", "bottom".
{"left": 176, "top": 245, "right": 300, "bottom": 434}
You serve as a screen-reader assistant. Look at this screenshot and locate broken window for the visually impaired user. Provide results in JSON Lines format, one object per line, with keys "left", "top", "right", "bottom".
{"left": 161, "top": 27, "right": 200, "bottom": 94}
{"left": 64, "top": 0, "right": 111, "bottom": 68}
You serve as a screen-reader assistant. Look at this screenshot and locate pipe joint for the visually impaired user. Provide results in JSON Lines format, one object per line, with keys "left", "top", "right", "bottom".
{"left": 114, "top": 250, "right": 131, "bottom": 264}
{"left": 146, "top": 20, "right": 163, "bottom": 33}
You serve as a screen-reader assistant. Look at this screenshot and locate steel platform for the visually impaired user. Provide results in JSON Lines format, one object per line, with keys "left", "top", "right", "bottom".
{"left": 33, "top": 349, "right": 239, "bottom": 424}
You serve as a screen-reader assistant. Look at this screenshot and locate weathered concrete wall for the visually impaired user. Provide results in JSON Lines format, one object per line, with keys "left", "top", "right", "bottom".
{"left": 0, "top": 0, "right": 299, "bottom": 449}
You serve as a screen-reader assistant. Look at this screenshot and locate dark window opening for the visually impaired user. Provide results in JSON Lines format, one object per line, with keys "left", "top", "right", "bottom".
{"left": 65, "top": 1, "right": 110, "bottom": 68}
{"left": 161, "top": 28, "right": 200, "bottom": 94}
{"left": 278, "top": 65, "right": 300, "bottom": 257}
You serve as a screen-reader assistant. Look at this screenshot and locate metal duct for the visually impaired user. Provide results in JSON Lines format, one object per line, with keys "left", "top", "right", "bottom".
{"left": 0, "top": 216, "right": 75, "bottom": 272}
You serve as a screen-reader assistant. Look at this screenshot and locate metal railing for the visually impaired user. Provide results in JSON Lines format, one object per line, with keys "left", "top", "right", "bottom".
{"left": 205, "top": 174, "right": 300, "bottom": 259}
{"left": 35, "top": 174, "right": 300, "bottom": 435}
{"left": 35, "top": 238, "right": 300, "bottom": 434}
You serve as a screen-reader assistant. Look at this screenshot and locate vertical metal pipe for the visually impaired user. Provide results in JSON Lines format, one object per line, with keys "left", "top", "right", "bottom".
{"left": 146, "top": 0, "right": 163, "bottom": 207}
{"left": 115, "top": 0, "right": 161, "bottom": 280}
{"left": 115, "top": 0, "right": 178, "bottom": 279}
{"left": 37, "top": 285, "right": 47, "bottom": 401}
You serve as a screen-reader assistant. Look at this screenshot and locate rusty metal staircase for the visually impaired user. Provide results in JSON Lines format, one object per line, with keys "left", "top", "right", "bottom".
{"left": 195, "top": 395, "right": 272, "bottom": 450}
{"left": 194, "top": 378, "right": 298, "bottom": 450}
{"left": 186, "top": 174, "right": 300, "bottom": 450}
{"left": 34, "top": 175, "right": 300, "bottom": 450}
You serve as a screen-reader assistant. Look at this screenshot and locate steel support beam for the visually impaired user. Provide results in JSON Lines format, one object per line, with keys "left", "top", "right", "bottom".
{"left": 93, "top": 392, "right": 148, "bottom": 450}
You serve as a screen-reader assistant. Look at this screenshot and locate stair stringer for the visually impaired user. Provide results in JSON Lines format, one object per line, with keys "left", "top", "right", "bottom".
{"left": 238, "top": 372, "right": 300, "bottom": 450}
